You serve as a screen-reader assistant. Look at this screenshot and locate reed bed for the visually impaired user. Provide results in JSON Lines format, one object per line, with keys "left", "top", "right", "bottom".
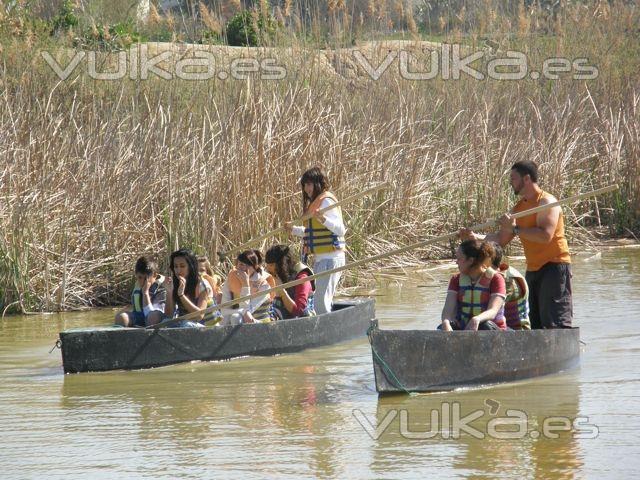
{"left": 0, "top": 0, "right": 638, "bottom": 312}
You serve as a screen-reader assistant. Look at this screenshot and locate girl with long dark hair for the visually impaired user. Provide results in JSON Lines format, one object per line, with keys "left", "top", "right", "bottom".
{"left": 286, "top": 167, "right": 346, "bottom": 315}
{"left": 164, "top": 248, "right": 215, "bottom": 327}
{"left": 265, "top": 244, "right": 315, "bottom": 320}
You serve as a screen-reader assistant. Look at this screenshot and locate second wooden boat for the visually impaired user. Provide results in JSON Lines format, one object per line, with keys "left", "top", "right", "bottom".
{"left": 369, "top": 325, "right": 580, "bottom": 393}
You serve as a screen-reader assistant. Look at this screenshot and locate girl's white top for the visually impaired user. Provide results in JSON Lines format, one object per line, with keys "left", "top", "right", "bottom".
{"left": 292, "top": 197, "right": 346, "bottom": 261}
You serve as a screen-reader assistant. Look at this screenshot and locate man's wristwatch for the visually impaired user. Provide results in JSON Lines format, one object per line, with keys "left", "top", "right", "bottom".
{"left": 513, "top": 225, "right": 520, "bottom": 236}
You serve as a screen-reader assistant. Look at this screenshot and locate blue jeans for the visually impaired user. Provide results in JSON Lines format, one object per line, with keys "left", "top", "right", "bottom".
{"left": 169, "top": 320, "right": 205, "bottom": 328}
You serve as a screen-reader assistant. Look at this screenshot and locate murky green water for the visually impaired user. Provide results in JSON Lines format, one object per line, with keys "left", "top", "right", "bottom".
{"left": 1, "top": 249, "right": 639, "bottom": 479}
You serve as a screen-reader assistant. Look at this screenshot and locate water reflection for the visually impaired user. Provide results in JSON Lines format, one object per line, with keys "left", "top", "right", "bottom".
{"left": 60, "top": 358, "right": 348, "bottom": 478}
{"left": 371, "top": 374, "right": 583, "bottom": 479}
{"left": 2, "top": 248, "right": 639, "bottom": 478}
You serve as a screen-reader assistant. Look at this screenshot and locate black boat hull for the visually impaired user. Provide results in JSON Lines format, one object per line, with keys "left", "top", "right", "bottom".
{"left": 60, "top": 299, "right": 375, "bottom": 373}
{"left": 370, "top": 327, "right": 580, "bottom": 393}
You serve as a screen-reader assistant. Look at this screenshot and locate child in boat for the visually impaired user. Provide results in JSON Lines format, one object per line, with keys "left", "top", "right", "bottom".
{"left": 220, "top": 249, "right": 275, "bottom": 325}
{"left": 197, "top": 256, "right": 222, "bottom": 304}
{"left": 440, "top": 240, "right": 507, "bottom": 331}
{"left": 287, "top": 167, "right": 346, "bottom": 315}
{"left": 164, "top": 248, "right": 216, "bottom": 327}
{"left": 490, "top": 243, "right": 531, "bottom": 330}
{"left": 115, "top": 256, "right": 167, "bottom": 327}
{"left": 265, "top": 244, "right": 316, "bottom": 320}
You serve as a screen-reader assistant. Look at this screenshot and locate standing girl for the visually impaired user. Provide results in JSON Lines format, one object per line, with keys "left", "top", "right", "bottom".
{"left": 165, "top": 248, "right": 216, "bottom": 327}
{"left": 288, "top": 167, "right": 346, "bottom": 315}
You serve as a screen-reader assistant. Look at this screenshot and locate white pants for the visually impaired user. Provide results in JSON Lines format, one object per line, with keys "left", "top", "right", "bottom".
{"left": 313, "top": 255, "right": 345, "bottom": 315}
{"left": 220, "top": 312, "right": 243, "bottom": 326}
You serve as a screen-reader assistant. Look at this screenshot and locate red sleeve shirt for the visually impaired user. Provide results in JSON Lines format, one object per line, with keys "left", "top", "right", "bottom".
{"left": 490, "top": 272, "right": 507, "bottom": 298}
{"left": 447, "top": 272, "right": 506, "bottom": 297}
{"left": 291, "top": 271, "right": 313, "bottom": 317}
{"left": 448, "top": 274, "right": 460, "bottom": 293}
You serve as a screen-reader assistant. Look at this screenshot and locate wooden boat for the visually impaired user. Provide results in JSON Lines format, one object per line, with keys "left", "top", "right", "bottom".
{"left": 369, "top": 324, "right": 580, "bottom": 393}
{"left": 60, "top": 299, "right": 375, "bottom": 374}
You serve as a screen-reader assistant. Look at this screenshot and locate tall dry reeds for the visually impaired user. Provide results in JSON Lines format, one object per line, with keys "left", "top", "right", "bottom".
{"left": 0, "top": 0, "right": 638, "bottom": 312}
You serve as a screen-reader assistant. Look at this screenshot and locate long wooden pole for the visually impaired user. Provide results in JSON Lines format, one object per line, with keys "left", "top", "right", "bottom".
{"left": 151, "top": 184, "right": 617, "bottom": 329}
{"left": 217, "top": 182, "right": 389, "bottom": 260}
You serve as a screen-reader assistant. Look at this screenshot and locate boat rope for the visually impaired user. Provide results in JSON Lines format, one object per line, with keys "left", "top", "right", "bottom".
{"left": 49, "top": 339, "right": 61, "bottom": 354}
{"left": 367, "top": 324, "right": 415, "bottom": 396}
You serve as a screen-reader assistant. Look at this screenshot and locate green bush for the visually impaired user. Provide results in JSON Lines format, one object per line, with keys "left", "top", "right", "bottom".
{"left": 77, "top": 19, "right": 144, "bottom": 50}
{"left": 51, "top": 0, "right": 78, "bottom": 34}
{"left": 226, "top": 9, "right": 277, "bottom": 47}
{"left": 108, "top": 19, "right": 143, "bottom": 45}
{"left": 199, "top": 29, "right": 222, "bottom": 45}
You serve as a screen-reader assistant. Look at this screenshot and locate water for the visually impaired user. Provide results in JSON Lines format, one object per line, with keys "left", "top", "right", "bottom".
{"left": 1, "top": 249, "right": 639, "bottom": 479}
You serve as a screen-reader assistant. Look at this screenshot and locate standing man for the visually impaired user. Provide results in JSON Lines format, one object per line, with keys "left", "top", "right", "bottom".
{"left": 462, "top": 161, "right": 572, "bottom": 329}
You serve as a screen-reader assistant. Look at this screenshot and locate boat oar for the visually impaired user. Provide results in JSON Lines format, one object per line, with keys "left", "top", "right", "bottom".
{"left": 217, "top": 182, "right": 390, "bottom": 261}
{"left": 152, "top": 184, "right": 617, "bottom": 329}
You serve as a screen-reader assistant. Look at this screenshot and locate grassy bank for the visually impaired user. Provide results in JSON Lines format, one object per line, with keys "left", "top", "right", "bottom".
{"left": 0, "top": 1, "right": 638, "bottom": 312}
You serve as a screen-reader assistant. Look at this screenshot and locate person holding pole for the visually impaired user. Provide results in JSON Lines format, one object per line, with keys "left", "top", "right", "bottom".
{"left": 286, "top": 167, "right": 346, "bottom": 315}
{"left": 153, "top": 180, "right": 612, "bottom": 331}
{"left": 462, "top": 161, "right": 572, "bottom": 329}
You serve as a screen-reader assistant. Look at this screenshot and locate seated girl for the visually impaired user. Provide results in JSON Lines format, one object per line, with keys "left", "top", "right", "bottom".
{"left": 197, "top": 255, "right": 222, "bottom": 304}
{"left": 265, "top": 244, "right": 316, "bottom": 320}
{"left": 220, "top": 249, "right": 275, "bottom": 325}
{"left": 164, "top": 248, "right": 216, "bottom": 327}
{"left": 440, "top": 240, "right": 507, "bottom": 331}
{"left": 115, "top": 256, "right": 166, "bottom": 327}
{"left": 490, "top": 243, "right": 531, "bottom": 330}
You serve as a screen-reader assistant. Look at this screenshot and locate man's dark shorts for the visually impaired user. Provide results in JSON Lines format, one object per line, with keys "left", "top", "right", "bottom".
{"left": 525, "top": 262, "right": 573, "bottom": 329}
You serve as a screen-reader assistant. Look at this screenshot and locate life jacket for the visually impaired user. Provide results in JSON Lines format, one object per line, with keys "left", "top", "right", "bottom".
{"left": 456, "top": 268, "right": 507, "bottom": 330}
{"left": 303, "top": 192, "right": 346, "bottom": 255}
{"left": 227, "top": 269, "right": 275, "bottom": 322}
{"left": 202, "top": 272, "right": 221, "bottom": 296}
{"left": 513, "top": 190, "right": 571, "bottom": 271}
{"left": 131, "top": 275, "right": 165, "bottom": 319}
{"left": 175, "top": 278, "right": 217, "bottom": 323}
{"left": 498, "top": 264, "right": 531, "bottom": 330}
{"left": 202, "top": 297, "right": 218, "bottom": 323}
{"left": 272, "top": 262, "right": 316, "bottom": 320}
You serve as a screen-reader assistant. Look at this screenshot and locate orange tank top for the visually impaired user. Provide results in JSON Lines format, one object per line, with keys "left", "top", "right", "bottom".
{"left": 513, "top": 191, "right": 571, "bottom": 272}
